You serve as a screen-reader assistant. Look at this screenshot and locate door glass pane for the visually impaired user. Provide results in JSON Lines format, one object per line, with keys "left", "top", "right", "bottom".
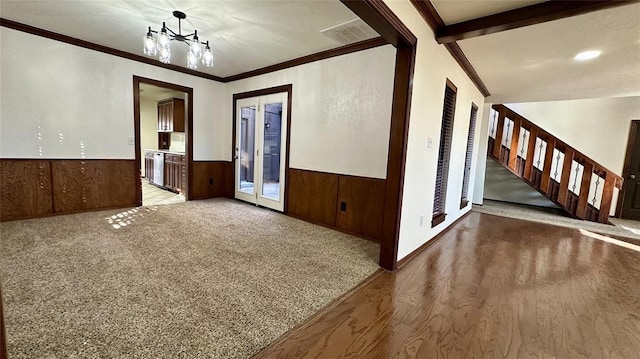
{"left": 262, "top": 103, "right": 282, "bottom": 200}
{"left": 239, "top": 106, "right": 256, "bottom": 194}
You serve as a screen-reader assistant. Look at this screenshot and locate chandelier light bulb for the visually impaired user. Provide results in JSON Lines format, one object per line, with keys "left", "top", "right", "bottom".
{"left": 143, "top": 35, "right": 156, "bottom": 54}
{"left": 143, "top": 29, "right": 157, "bottom": 56}
{"left": 190, "top": 31, "right": 203, "bottom": 59}
{"left": 143, "top": 12, "right": 213, "bottom": 69}
{"left": 202, "top": 42, "right": 214, "bottom": 67}
{"left": 157, "top": 26, "right": 170, "bottom": 50}
{"left": 159, "top": 47, "right": 171, "bottom": 64}
{"left": 187, "top": 51, "right": 198, "bottom": 70}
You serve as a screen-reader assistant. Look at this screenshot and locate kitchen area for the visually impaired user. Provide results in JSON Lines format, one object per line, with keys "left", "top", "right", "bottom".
{"left": 139, "top": 83, "right": 188, "bottom": 206}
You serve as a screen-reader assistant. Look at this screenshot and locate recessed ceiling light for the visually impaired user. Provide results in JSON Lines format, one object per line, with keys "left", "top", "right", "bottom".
{"left": 574, "top": 50, "right": 601, "bottom": 61}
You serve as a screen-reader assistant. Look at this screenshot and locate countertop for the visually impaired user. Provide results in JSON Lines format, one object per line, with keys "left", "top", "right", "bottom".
{"left": 144, "top": 149, "right": 186, "bottom": 155}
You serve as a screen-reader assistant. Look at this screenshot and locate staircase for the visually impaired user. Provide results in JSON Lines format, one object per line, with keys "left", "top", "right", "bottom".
{"left": 487, "top": 104, "right": 623, "bottom": 224}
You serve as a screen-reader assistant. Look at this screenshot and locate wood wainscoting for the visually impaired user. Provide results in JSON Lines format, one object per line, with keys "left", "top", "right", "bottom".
{"left": 191, "top": 161, "right": 234, "bottom": 200}
{"left": 0, "top": 159, "right": 137, "bottom": 222}
{"left": 286, "top": 168, "right": 385, "bottom": 241}
{"left": 0, "top": 159, "right": 53, "bottom": 221}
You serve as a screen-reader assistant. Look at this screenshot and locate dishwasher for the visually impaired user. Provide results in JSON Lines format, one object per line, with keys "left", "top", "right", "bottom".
{"left": 153, "top": 152, "right": 164, "bottom": 186}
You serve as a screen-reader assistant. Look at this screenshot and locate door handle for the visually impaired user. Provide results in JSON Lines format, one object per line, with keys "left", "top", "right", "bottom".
{"left": 631, "top": 174, "right": 636, "bottom": 180}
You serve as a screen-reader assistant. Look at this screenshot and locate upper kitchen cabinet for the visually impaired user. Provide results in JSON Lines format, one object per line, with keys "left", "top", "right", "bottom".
{"left": 157, "top": 98, "right": 185, "bottom": 133}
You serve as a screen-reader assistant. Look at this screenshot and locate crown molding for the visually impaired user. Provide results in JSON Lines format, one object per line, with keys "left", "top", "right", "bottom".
{"left": 435, "top": 0, "right": 639, "bottom": 44}
{"left": 1, "top": 18, "right": 389, "bottom": 84}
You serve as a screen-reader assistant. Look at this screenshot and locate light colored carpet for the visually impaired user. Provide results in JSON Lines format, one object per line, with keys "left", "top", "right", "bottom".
{"left": 474, "top": 200, "right": 640, "bottom": 241}
{"left": 0, "top": 199, "right": 380, "bottom": 358}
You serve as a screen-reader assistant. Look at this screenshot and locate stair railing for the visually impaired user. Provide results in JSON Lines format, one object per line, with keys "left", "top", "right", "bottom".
{"left": 488, "top": 104, "right": 623, "bottom": 224}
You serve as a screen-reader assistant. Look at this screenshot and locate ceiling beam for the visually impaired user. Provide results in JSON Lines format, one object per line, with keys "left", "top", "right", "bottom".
{"left": 410, "top": 0, "right": 490, "bottom": 96}
{"left": 435, "top": 0, "right": 639, "bottom": 44}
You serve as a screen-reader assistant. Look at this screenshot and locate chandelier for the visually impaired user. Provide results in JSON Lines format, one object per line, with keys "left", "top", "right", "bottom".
{"left": 143, "top": 11, "right": 214, "bottom": 70}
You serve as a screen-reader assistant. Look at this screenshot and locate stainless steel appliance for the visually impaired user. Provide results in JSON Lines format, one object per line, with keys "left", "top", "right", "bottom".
{"left": 153, "top": 152, "right": 164, "bottom": 186}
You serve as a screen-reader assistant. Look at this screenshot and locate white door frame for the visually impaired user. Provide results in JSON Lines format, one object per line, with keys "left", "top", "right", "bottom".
{"left": 234, "top": 91, "right": 289, "bottom": 212}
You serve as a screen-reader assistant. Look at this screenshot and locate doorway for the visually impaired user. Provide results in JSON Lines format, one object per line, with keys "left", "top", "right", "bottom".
{"left": 133, "top": 76, "right": 194, "bottom": 206}
{"left": 234, "top": 92, "right": 288, "bottom": 212}
{"left": 619, "top": 120, "right": 640, "bottom": 220}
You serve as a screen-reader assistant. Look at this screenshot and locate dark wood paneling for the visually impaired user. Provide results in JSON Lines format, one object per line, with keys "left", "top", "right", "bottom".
{"left": 523, "top": 127, "right": 538, "bottom": 181}
{"left": 0, "top": 159, "right": 53, "bottom": 221}
{"left": 51, "top": 160, "right": 137, "bottom": 213}
{"left": 224, "top": 37, "right": 387, "bottom": 82}
{"left": 435, "top": 1, "right": 637, "bottom": 44}
{"left": 191, "top": 161, "right": 232, "bottom": 200}
{"left": 341, "top": 0, "right": 418, "bottom": 270}
{"left": 549, "top": 180, "right": 560, "bottom": 202}
{"left": 557, "top": 148, "right": 574, "bottom": 207}
{"left": 507, "top": 117, "right": 521, "bottom": 170}
{"left": 336, "top": 176, "right": 386, "bottom": 240}
{"left": 342, "top": 0, "right": 417, "bottom": 47}
{"left": 540, "top": 138, "right": 556, "bottom": 194}
{"left": 409, "top": 0, "right": 444, "bottom": 31}
{"left": 1, "top": 159, "right": 137, "bottom": 221}
{"left": 575, "top": 161, "right": 594, "bottom": 219}
{"left": 287, "top": 169, "right": 339, "bottom": 227}
{"left": 0, "top": 18, "right": 225, "bottom": 82}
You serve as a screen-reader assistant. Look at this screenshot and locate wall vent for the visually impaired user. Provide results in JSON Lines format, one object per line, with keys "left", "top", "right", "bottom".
{"left": 320, "top": 18, "right": 378, "bottom": 45}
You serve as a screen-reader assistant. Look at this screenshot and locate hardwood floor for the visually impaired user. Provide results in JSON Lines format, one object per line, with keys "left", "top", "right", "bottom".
{"left": 255, "top": 212, "right": 640, "bottom": 358}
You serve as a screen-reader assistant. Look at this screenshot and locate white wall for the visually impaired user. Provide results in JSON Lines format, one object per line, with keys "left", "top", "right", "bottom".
{"left": 139, "top": 96, "right": 157, "bottom": 175}
{"left": 506, "top": 97, "right": 640, "bottom": 174}
{"left": 0, "top": 27, "right": 227, "bottom": 161}
{"left": 472, "top": 105, "right": 491, "bottom": 204}
{"left": 225, "top": 45, "right": 396, "bottom": 179}
{"left": 383, "top": 1, "right": 486, "bottom": 261}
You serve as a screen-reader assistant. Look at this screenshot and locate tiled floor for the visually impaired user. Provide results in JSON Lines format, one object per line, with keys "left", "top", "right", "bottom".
{"left": 142, "top": 180, "right": 184, "bottom": 206}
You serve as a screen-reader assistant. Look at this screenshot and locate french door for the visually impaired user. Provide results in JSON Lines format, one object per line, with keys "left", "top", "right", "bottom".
{"left": 235, "top": 92, "right": 288, "bottom": 212}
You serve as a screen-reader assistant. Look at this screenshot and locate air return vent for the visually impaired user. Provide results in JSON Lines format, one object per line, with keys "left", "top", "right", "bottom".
{"left": 320, "top": 18, "right": 378, "bottom": 45}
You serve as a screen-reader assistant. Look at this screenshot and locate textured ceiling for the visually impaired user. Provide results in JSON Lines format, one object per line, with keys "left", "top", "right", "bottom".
{"left": 140, "top": 83, "right": 185, "bottom": 101}
{"left": 432, "top": 0, "right": 544, "bottom": 25}
{"left": 456, "top": 4, "right": 640, "bottom": 103}
{"left": 0, "top": 0, "right": 373, "bottom": 77}
{"left": 2, "top": 1, "right": 638, "bottom": 103}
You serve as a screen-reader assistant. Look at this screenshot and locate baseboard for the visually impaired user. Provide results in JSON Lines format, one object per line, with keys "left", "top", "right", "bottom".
{"left": 286, "top": 212, "right": 381, "bottom": 243}
{"left": 0, "top": 203, "right": 139, "bottom": 223}
{"left": 396, "top": 211, "right": 472, "bottom": 269}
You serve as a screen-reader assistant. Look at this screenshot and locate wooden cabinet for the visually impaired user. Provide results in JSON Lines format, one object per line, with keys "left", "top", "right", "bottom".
{"left": 164, "top": 154, "right": 186, "bottom": 193}
{"left": 145, "top": 151, "right": 185, "bottom": 193}
{"left": 144, "top": 151, "right": 154, "bottom": 183}
{"left": 157, "top": 98, "right": 185, "bottom": 133}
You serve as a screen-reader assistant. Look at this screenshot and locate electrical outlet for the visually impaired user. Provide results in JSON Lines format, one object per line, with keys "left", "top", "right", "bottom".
{"left": 419, "top": 215, "right": 424, "bottom": 227}
{"left": 209, "top": 178, "right": 214, "bottom": 185}
{"left": 427, "top": 137, "right": 433, "bottom": 148}
{"left": 340, "top": 202, "right": 347, "bottom": 212}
